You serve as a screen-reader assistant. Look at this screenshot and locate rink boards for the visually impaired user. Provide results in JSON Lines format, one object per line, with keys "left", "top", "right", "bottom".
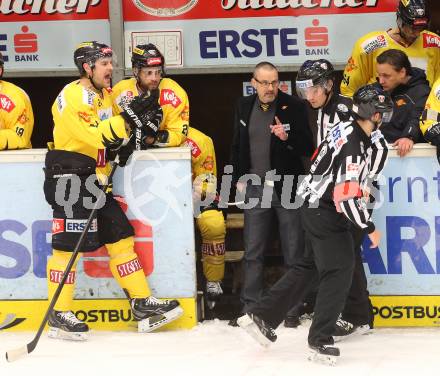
{"left": 0, "top": 148, "right": 197, "bottom": 331}
{"left": 2, "top": 146, "right": 440, "bottom": 329}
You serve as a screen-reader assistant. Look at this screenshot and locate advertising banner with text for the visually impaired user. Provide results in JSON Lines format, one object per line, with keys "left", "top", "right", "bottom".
{"left": 0, "top": 0, "right": 110, "bottom": 70}
{"left": 0, "top": 149, "right": 196, "bottom": 301}
{"left": 122, "top": 0, "right": 398, "bottom": 68}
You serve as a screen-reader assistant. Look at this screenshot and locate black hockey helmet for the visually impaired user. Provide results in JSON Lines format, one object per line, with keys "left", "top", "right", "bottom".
{"left": 74, "top": 41, "right": 113, "bottom": 75}
{"left": 352, "top": 84, "right": 394, "bottom": 123}
{"left": 396, "top": 0, "right": 429, "bottom": 29}
{"left": 296, "top": 59, "right": 335, "bottom": 99}
{"left": 131, "top": 44, "right": 165, "bottom": 71}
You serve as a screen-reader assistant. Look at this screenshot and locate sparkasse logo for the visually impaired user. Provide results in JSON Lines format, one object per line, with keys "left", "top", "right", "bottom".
{"left": 14, "top": 25, "right": 39, "bottom": 62}
{"left": 304, "top": 19, "right": 329, "bottom": 57}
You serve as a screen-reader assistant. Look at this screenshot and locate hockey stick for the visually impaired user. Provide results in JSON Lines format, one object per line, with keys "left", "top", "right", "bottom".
{"left": 5, "top": 156, "right": 121, "bottom": 362}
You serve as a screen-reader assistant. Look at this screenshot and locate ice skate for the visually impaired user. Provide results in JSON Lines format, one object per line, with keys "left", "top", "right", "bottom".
{"left": 308, "top": 344, "right": 340, "bottom": 366}
{"left": 237, "top": 313, "right": 277, "bottom": 348}
{"left": 131, "top": 296, "right": 183, "bottom": 333}
{"left": 206, "top": 281, "right": 223, "bottom": 309}
{"left": 48, "top": 310, "right": 89, "bottom": 341}
{"left": 333, "top": 318, "right": 372, "bottom": 342}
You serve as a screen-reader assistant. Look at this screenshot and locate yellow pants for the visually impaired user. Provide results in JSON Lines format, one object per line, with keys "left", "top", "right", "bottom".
{"left": 197, "top": 209, "right": 226, "bottom": 282}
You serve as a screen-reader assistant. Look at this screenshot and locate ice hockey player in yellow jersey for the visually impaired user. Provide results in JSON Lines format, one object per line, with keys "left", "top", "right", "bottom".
{"left": 420, "top": 77, "right": 440, "bottom": 155}
{"left": 113, "top": 44, "right": 226, "bottom": 307}
{"left": 341, "top": 0, "right": 440, "bottom": 97}
{"left": 0, "top": 52, "right": 34, "bottom": 150}
{"left": 184, "top": 127, "right": 226, "bottom": 307}
{"left": 112, "top": 44, "right": 188, "bottom": 147}
{"left": 44, "top": 41, "right": 182, "bottom": 341}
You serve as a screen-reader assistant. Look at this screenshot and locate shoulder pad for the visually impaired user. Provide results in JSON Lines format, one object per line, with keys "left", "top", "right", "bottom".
{"left": 360, "top": 32, "right": 388, "bottom": 54}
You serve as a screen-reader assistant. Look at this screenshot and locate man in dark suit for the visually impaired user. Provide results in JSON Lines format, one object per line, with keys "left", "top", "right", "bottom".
{"left": 230, "top": 61, "right": 314, "bottom": 318}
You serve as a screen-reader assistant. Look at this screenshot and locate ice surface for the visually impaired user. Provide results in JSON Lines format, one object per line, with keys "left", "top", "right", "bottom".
{"left": 1, "top": 320, "right": 440, "bottom": 376}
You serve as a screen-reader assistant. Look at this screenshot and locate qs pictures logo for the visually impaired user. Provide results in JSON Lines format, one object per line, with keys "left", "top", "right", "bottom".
{"left": 0, "top": 313, "right": 26, "bottom": 330}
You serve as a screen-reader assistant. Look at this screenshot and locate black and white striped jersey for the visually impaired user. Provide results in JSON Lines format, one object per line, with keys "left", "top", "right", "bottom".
{"left": 365, "top": 129, "right": 388, "bottom": 190}
{"left": 298, "top": 120, "right": 388, "bottom": 233}
{"left": 316, "top": 92, "right": 388, "bottom": 181}
{"left": 316, "top": 94, "right": 353, "bottom": 146}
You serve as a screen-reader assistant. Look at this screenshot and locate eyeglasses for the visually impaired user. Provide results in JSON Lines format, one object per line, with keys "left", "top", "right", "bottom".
{"left": 253, "top": 77, "right": 279, "bottom": 88}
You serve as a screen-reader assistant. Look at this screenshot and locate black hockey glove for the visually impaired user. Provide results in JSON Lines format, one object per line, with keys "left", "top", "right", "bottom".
{"left": 120, "top": 89, "right": 162, "bottom": 143}
{"left": 116, "top": 143, "right": 134, "bottom": 167}
{"left": 424, "top": 122, "right": 440, "bottom": 146}
{"left": 134, "top": 107, "right": 163, "bottom": 150}
{"left": 106, "top": 142, "right": 134, "bottom": 167}
{"left": 152, "top": 130, "right": 170, "bottom": 147}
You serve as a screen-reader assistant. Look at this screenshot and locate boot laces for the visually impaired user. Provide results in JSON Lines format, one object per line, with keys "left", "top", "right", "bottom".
{"left": 58, "top": 311, "right": 83, "bottom": 326}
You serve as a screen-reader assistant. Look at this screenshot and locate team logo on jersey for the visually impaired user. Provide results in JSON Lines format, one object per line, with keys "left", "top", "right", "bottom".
{"left": 160, "top": 89, "right": 182, "bottom": 108}
{"left": 65, "top": 218, "right": 98, "bottom": 233}
{"left": 329, "top": 124, "right": 347, "bottom": 151}
{"left": 18, "top": 110, "right": 28, "bottom": 124}
{"left": 98, "top": 108, "right": 112, "bottom": 121}
{"left": 396, "top": 98, "right": 407, "bottom": 106}
{"left": 117, "top": 91, "right": 135, "bottom": 110}
{"left": 346, "top": 162, "right": 360, "bottom": 179}
{"left": 185, "top": 137, "right": 201, "bottom": 158}
{"left": 56, "top": 91, "right": 66, "bottom": 113}
{"left": 0, "top": 94, "right": 15, "bottom": 113}
{"left": 52, "top": 218, "right": 65, "bottom": 235}
{"left": 345, "top": 57, "right": 358, "bottom": 73}
{"left": 180, "top": 106, "right": 189, "bottom": 121}
{"left": 78, "top": 111, "right": 92, "bottom": 122}
{"left": 83, "top": 88, "right": 95, "bottom": 105}
{"left": 436, "top": 87, "right": 440, "bottom": 101}
{"left": 131, "top": 0, "right": 198, "bottom": 17}
{"left": 202, "top": 156, "right": 214, "bottom": 171}
{"left": 370, "top": 130, "right": 383, "bottom": 144}
{"left": 423, "top": 34, "right": 440, "bottom": 48}
{"left": 361, "top": 34, "right": 387, "bottom": 54}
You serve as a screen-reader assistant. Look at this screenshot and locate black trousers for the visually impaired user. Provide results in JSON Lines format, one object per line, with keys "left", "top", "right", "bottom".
{"left": 341, "top": 226, "right": 374, "bottom": 327}
{"left": 248, "top": 206, "right": 355, "bottom": 346}
{"left": 241, "top": 184, "right": 304, "bottom": 310}
{"left": 287, "top": 225, "right": 374, "bottom": 327}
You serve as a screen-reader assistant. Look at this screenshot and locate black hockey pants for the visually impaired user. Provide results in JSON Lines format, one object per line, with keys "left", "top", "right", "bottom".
{"left": 248, "top": 206, "right": 355, "bottom": 346}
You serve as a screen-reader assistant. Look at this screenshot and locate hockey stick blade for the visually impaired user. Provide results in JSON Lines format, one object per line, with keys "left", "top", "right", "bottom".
{"left": 5, "top": 339, "right": 35, "bottom": 362}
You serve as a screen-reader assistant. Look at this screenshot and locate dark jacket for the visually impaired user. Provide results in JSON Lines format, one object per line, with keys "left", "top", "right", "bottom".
{"left": 379, "top": 67, "right": 430, "bottom": 143}
{"left": 230, "top": 90, "right": 314, "bottom": 199}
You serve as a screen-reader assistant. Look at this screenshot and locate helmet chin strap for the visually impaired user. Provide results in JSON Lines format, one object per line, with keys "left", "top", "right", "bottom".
{"left": 87, "top": 68, "right": 104, "bottom": 92}
{"left": 396, "top": 18, "right": 417, "bottom": 45}
{"left": 371, "top": 115, "right": 383, "bottom": 131}
{"left": 320, "top": 82, "right": 333, "bottom": 109}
